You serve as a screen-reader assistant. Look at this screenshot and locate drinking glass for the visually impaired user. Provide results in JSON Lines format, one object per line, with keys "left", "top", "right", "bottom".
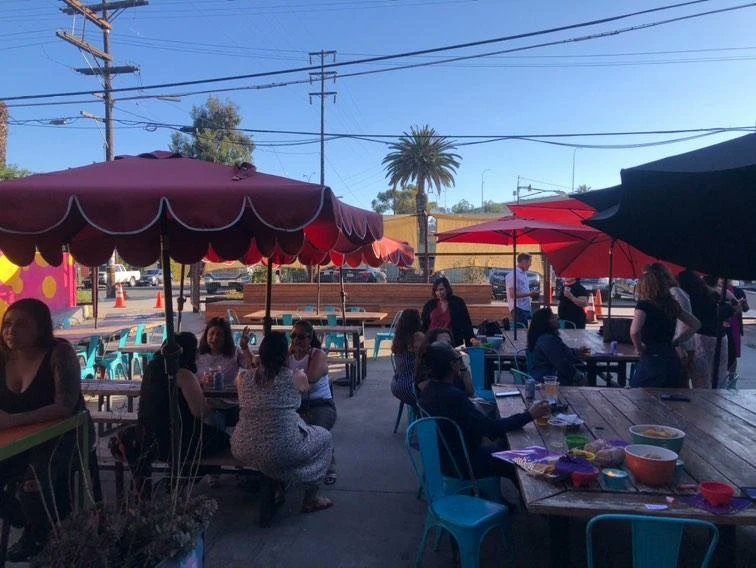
{"left": 543, "top": 376, "right": 559, "bottom": 404}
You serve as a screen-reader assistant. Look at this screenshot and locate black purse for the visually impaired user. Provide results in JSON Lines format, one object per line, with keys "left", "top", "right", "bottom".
{"left": 602, "top": 318, "right": 633, "bottom": 344}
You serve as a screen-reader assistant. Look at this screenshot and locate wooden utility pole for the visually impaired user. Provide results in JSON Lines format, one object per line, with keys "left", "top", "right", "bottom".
{"left": 59, "top": 0, "right": 146, "bottom": 161}
{"left": 308, "top": 50, "right": 336, "bottom": 283}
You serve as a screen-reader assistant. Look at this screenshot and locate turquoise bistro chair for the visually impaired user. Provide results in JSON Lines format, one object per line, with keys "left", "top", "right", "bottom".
{"left": 406, "top": 417, "right": 510, "bottom": 568}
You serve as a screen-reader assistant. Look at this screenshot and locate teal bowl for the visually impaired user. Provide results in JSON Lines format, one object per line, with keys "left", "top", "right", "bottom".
{"left": 629, "top": 424, "right": 685, "bottom": 453}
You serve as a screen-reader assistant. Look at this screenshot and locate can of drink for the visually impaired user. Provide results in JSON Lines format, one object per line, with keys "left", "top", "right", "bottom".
{"left": 610, "top": 341, "right": 618, "bottom": 355}
{"left": 525, "top": 378, "right": 536, "bottom": 400}
{"left": 213, "top": 369, "right": 224, "bottom": 390}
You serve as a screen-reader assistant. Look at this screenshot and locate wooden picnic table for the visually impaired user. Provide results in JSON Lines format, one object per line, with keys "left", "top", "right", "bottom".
{"left": 485, "top": 329, "right": 640, "bottom": 386}
{"left": 494, "top": 385, "right": 755, "bottom": 566}
{"left": 243, "top": 309, "right": 387, "bottom": 324}
{"left": 56, "top": 321, "right": 164, "bottom": 344}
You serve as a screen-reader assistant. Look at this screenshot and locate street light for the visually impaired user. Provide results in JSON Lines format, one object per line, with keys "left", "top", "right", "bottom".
{"left": 480, "top": 168, "right": 491, "bottom": 209}
{"left": 571, "top": 147, "right": 579, "bottom": 191}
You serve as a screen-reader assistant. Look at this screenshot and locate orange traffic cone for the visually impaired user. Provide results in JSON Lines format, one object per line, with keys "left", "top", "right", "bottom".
{"left": 594, "top": 288, "right": 604, "bottom": 320}
{"left": 585, "top": 293, "right": 596, "bottom": 323}
{"left": 154, "top": 290, "right": 164, "bottom": 309}
{"left": 114, "top": 283, "right": 127, "bottom": 308}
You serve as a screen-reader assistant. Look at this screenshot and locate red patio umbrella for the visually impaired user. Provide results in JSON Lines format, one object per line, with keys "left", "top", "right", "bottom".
{"left": 0, "top": 151, "right": 383, "bottom": 336}
{"left": 436, "top": 216, "right": 594, "bottom": 337}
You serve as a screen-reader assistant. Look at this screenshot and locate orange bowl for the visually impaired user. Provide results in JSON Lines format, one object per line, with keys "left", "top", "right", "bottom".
{"left": 624, "top": 444, "right": 677, "bottom": 486}
{"left": 699, "top": 482, "right": 735, "bottom": 507}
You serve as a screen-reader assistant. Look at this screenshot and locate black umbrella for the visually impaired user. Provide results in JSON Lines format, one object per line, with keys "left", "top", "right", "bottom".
{"left": 578, "top": 134, "right": 756, "bottom": 279}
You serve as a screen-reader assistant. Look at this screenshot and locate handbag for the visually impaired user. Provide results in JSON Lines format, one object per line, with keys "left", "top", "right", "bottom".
{"left": 601, "top": 318, "right": 633, "bottom": 344}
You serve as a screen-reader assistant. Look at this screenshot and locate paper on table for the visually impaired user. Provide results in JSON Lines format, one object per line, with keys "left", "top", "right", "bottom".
{"left": 554, "top": 413, "right": 582, "bottom": 425}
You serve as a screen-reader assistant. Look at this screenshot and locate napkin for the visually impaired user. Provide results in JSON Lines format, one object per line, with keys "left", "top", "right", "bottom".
{"left": 554, "top": 413, "right": 582, "bottom": 425}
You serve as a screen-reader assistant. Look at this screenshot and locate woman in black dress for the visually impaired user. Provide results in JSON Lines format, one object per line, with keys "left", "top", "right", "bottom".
{"left": 420, "top": 277, "right": 476, "bottom": 347}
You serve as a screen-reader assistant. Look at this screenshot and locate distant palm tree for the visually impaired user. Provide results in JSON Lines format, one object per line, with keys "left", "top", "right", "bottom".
{"left": 383, "top": 125, "right": 461, "bottom": 281}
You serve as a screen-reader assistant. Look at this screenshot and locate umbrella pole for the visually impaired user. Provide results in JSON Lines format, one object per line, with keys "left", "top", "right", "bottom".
{"left": 316, "top": 265, "right": 321, "bottom": 313}
{"left": 176, "top": 264, "right": 186, "bottom": 333}
{"left": 607, "top": 240, "right": 615, "bottom": 321}
{"left": 712, "top": 278, "right": 728, "bottom": 389}
{"left": 339, "top": 266, "right": 347, "bottom": 325}
{"left": 513, "top": 235, "right": 518, "bottom": 340}
{"left": 264, "top": 260, "right": 273, "bottom": 335}
{"left": 91, "top": 266, "right": 98, "bottom": 329}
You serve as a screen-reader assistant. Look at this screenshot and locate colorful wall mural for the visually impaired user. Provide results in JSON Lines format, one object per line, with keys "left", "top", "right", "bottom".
{"left": 0, "top": 252, "right": 77, "bottom": 321}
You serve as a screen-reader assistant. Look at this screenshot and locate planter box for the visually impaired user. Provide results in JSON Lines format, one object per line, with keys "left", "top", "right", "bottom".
{"left": 156, "top": 533, "right": 205, "bottom": 568}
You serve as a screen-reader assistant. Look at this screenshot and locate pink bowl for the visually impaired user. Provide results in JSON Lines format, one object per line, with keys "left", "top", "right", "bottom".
{"left": 699, "top": 482, "right": 735, "bottom": 507}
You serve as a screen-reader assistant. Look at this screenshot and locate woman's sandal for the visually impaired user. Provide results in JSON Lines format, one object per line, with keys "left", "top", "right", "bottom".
{"left": 323, "top": 471, "right": 337, "bottom": 485}
{"left": 301, "top": 496, "right": 333, "bottom": 514}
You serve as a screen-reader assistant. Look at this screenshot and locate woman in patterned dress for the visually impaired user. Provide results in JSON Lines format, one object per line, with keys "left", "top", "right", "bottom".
{"left": 390, "top": 309, "right": 425, "bottom": 408}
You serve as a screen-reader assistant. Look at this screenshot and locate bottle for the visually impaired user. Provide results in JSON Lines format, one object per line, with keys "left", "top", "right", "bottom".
{"left": 213, "top": 368, "right": 224, "bottom": 390}
{"left": 610, "top": 341, "right": 618, "bottom": 356}
{"left": 525, "top": 378, "right": 536, "bottom": 401}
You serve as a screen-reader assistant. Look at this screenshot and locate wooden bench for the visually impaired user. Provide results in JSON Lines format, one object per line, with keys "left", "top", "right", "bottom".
{"left": 207, "top": 283, "right": 509, "bottom": 326}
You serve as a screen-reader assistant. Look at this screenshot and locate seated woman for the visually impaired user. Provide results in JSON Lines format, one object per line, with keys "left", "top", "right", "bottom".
{"left": 288, "top": 320, "right": 337, "bottom": 485}
{"left": 416, "top": 327, "right": 473, "bottom": 397}
{"left": 232, "top": 332, "right": 333, "bottom": 513}
{"left": 0, "top": 299, "right": 90, "bottom": 561}
{"left": 527, "top": 307, "right": 587, "bottom": 386}
{"left": 417, "top": 341, "right": 549, "bottom": 480}
{"left": 139, "top": 332, "right": 230, "bottom": 464}
{"left": 196, "top": 317, "right": 254, "bottom": 388}
{"left": 390, "top": 309, "right": 425, "bottom": 406}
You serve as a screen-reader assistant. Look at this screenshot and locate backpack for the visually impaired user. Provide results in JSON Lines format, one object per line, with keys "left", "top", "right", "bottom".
{"left": 478, "top": 319, "right": 503, "bottom": 336}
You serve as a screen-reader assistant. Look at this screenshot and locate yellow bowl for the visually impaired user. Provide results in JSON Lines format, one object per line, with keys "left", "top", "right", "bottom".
{"left": 570, "top": 449, "right": 596, "bottom": 462}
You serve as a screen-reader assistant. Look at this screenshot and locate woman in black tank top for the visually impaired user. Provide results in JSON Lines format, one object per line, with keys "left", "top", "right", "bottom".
{"left": 0, "top": 299, "right": 86, "bottom": 562}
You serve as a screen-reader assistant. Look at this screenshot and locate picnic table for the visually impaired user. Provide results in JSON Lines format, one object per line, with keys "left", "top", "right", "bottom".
{"left": 243, "top": 309, "right": 387, "bottom": 324}
{"left": 485, "top": 329, "right": 640, "bottom": 386}
{"left": 494, "top": 385, "right": 755, "bottom": 566}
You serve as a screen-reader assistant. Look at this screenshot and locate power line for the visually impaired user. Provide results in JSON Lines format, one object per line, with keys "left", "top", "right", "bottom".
{"left": 0, "top": 0, "right": 726, "bottom": 102}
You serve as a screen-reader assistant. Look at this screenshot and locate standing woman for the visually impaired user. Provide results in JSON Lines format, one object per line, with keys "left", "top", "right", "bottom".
{"left": 0, "top": 299, "right": 89, "bottom": 561}
{"left": 390, "top": 309, "right": 425, "bottom": 405}
{"left": 630, "top": 271, "right": 700, "bottom": 388}
{"left": 288, "top": 320, "right": 337, "bottom": 486}
{"left": 420, "top": 277, "right": 476, "bottom": 347}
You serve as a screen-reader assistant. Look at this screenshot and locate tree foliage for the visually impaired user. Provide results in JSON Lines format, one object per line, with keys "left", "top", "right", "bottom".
{"left": 0, "top": 164, "right": 31, "bottom": 181}
{"left": 451, "top": 199, "right": 474, "bottom": 214}
{"left": 371, "top": 185, "right": 416, "bottom": 214}
{"left": 169, "top": 96, "right": 254, "bottom": 165}
{"left": 575, "top": 184, "right": 591, "bottom": 193}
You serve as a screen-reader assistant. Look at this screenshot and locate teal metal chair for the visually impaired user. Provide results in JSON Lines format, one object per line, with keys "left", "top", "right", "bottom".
{"left": 586, "top": 514, "right": 719, "bottom": 568}
{"left": 96, "top": 328, "right": 130, "bottom": 380}
{"left": 324, "top": 313, "right": 346, "bottom": 350}
{"left": 324, "top": 305, "right": 338, "bottom": 313}
{"left": 406, "top": 417, "right": 511, "bottom": 568}
{"left": 78, "top": 335, "right": 102, "bottom": 380}
{"left": 279, "top": 313, "right": 295, "bottom": 326}
{"left": 559, "top": 319, "right": 577, "bottom": 329}
{"left": 510, "top": 369, "right": 532, "bottom": 386}
{"left": 301, "top": 305, "right": 316, "bottom": 312}
{"left": 467, "top": 347, "right": 496, "bottom": 401}
{"left": 349, "top": 306, "right": 366, "bottom": 312}
{"left": 373, "top": 310, "right": 402, "bottom": 359}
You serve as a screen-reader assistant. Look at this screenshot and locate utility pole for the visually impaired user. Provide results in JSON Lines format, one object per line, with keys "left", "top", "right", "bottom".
{"left": 59, "top": 0, "right": 146, "bottom": 296}
{"left": 59, "top": 0, "right": 146, "bottom": 161}
{"left": 308, "top": 50, "right": 337, "bottom": 187}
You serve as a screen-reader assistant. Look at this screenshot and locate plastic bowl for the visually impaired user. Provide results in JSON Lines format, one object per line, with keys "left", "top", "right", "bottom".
{"left": 624, "top": 444, "right": 678, "bottom": 486}
{"left": 571, "top": 467, "right": 600, "bottom": 488}
{"left": 486, "top": 336, "right": 504, "bottom": 350}
{"left": 629, "top": 424, "right": 685, "bottom": 453}
{"left": 565, "top": 434, "right": 590, "bottom": 450}
{"left": 699, "top": 482, "right": 735, "bottom": 507}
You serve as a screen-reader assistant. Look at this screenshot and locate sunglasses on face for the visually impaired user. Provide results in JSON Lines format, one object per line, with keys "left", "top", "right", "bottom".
{"left": 291, "top": 332, "right": 310, "bottom": 340}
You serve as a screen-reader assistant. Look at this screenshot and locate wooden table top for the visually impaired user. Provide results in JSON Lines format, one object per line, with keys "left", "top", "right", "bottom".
{"left": 0, "top": 412, "right": 89, "bottom": 461}
{"left": 484, "top": 329, "right": 639, "bottom": 362}
{"left": 56, "top": 321, "right": 164, "bottom": 343}
{"left": 243, "top": 309, "right": 387, "bottom": 323}
{"left": 81, "top": 380, "right": 142, "bottom": 397}
{"left": 494, "top": 386, "right": 756, "bottom": 525}
{"left": 231, "top": 324, "right": 363, "bottom": 335}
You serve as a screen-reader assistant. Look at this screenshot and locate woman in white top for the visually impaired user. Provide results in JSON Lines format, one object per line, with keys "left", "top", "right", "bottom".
{"left": 288, "top": 320, "right": 337, "bottom": 485}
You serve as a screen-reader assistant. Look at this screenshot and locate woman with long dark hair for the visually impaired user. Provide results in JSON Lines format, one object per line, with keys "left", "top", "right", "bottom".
{"left": 526, "top": 307, "right": 585, "bottom": 385}
{"left": 232, "top": 332, "right": 333, "bottom": 513}
{"left": 196, "top": 317, "right": 254, "bottom": 388}
{"left": 420, "top": 277, "right": 476, "bottom": 347}
{"left": 630, "top": 271, "right": 700, "bottom": 388}
{"left": 390, "top": 309, "right": 425, "bottom": 406}
{"left": 0, "top": 299, "right": 88, "bottom": 561}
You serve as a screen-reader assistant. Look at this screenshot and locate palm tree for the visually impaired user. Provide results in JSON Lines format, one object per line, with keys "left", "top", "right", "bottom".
{"left": 383, "top": 125, "right": 461, "bottom": 281}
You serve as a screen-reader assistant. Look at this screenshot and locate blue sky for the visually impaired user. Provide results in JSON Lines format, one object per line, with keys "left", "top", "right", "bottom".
{"left": 2, "top": 0, "right": 756, "bottom": 211}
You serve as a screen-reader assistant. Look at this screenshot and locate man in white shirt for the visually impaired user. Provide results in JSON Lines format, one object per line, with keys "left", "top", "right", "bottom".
{"left": 505, "top": 253, "right": 539, "bottom": 326}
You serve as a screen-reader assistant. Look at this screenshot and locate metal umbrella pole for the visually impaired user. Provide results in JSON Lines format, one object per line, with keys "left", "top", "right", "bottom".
{"left": 316, "top": 265, "right": 322, "bottom": 313}
{"left": 607, "top": 239, "right": 616, "bottom": 321}
{"left": 513, "top": 233, "right": 518, "bottom": 340}
{"left": 176, "top": 264, "right": 186, "bottom": 332}
{"left": 91, "top": 265, "right": 99, "bottom": 329}
{"left": 264, "top": 261, "right": 274, "bottom": 335}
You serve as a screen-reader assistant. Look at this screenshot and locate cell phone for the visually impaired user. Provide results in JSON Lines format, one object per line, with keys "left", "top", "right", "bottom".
{"left": 660, "top": 394, "right": 691, "bottom": 402}
{"left": 741, "top": 486, "right": 756, "bottom": 500}
{"left": 495, "top": 390, "right": 520, "bottom": 398}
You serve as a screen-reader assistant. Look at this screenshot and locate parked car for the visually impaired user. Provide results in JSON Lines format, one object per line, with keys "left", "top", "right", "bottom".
{"left": 83, "top": 264, "right": 141, "bottom": 288}
{"left": 138, "top": 268, "right": 167, "bottom": 287}
{"left": 556, "top": 277, "right": 612, "bottom": 300}
{"left": 204, "top": 268, "right": 252, "bottom": 294}
{"left": 318, "top": 266, "right": 386, "bottom": 283}
{"left": 489, "top": 269, "right": 541, "bottom": 300}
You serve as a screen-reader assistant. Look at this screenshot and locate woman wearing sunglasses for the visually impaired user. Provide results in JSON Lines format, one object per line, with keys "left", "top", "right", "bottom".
{"left": 288, "top": 320, "right": 337, "bottom": 485}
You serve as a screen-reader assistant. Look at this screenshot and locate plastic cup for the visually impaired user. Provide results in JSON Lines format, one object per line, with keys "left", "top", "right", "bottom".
{"left": 544, "top": 376, "right": 559, "bottom": 403}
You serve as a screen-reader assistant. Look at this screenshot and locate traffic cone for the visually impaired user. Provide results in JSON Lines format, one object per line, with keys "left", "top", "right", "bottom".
{"left": 154, "top": 290, "right": 164, "bottom": 309}
{"left": 594, "top": 288, "right": 604, "bottom": 319}
{"left": 585, "top": 293, "right": 596, "bottom": 323}
{"left": 114, "top": 283, "right": 127, "bottom": 308}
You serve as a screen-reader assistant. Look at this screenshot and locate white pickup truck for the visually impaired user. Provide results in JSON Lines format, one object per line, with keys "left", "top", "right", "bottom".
{"left": 99, "top": 264, "right": 141, "bottom": 287}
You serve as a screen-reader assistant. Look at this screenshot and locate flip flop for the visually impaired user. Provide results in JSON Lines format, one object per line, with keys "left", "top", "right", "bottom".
{"left": 324, "top": 471, "right": 337, "bottom": 485}
{"left": 301, "top": 496, "right": 333, "bottom": 514}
